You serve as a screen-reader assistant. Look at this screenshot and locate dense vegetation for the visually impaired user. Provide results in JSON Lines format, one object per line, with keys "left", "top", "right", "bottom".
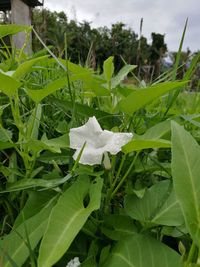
{"left": 0, "top": 24, "right": 200, "bottom": 267}
{"left": 32, "top": 9, "right": 167, "bottom": 77}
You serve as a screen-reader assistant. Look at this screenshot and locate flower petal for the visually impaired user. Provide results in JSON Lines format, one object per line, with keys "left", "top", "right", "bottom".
{"left": 69, "top": 116, "right": 102, "bottom": 149}
{"left": 66, "top": 257, "right": 80, "bottom": 267}
{"left": 103, "top": 131, "right": 133, "bottom": 154}
{"left": 73, "top": 145, "right": 104, "bottom": 165}
{"left": 70, "top": 116, "right": 133, "bottom": 165}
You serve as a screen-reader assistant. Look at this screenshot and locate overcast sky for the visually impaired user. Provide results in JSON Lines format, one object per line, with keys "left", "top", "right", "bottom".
{"left": 44, "top": 0, "right": 200, "bottom": 52}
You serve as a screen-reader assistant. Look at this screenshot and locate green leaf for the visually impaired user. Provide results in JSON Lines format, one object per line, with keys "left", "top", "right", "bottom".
{"left": 111, "top": 64, "right": 136, "bottom": 89}
{"left": 0, "top": 141, "right": 15, "bottom": 150}
{"left": 26, "top": 78, "right": 68, "bottom": 103}
{"left": 141, "top": 120, "right": 171, "bottom": 139}
{"left": 12, "top": 56, "right": 48, "bottom": 80}
{"left": 102, "top": 215, "right": 137, "bottom": 241}
{"left": 125, "top": 180, "right": 184, "bottom": 226}
{"left": 0, "top": 128, "right": 12, "bottom": 142}
{"left": 122, "top": 139, "right": 171, "bottom": 154}
{"left": 24, "top": 134, "right": 69, "bottom": 154}
{"left": 26, "top": 104, "right": 42, "bottom": 140}
{"left": 118, "top": 81, "right": 187, "bottom": 115}
{"left": 2, "top": 173, "right": 72, "bottom": 192}
{"left": 52, "top": 98, "right": 120, "bottom": 128}
{"left": 0, "top": 24, "right": 31, "bottom": 38}
{"left": 0, "top": 72, "right": 21, "bottom": 97}
{"left": 25, "top": 139, "right": 60, "bottom": 154}
{"left": 8, "top": 152, "right": 17, "bottom": 183}
{"left": 0, "top": 197, "right": 56, "bottom": 267}
{"left": 171, "top": 121, "right": 200, "bottom": 247}
{"left": 80, "top": 74, "right": 110, "bottom": 96}
{"left": 103, "top": 234, "right": 183, "bottom": 267}
{"left": 42, "top": 133, "right": 69, "bottom": 149}
{"left": 59, "top": 59, "right": 93, "bottom": 75}
{"left": 38, "top": 176, "right": 103, "bottom": 267}
{"left": 13, "top": 191, "right": 57, "bottom": 228}
{"left": 103, "top": 56, "right": 114, "bottom": 85}
{"left": 37, "top": 150, "right": 70, "bottom": 165}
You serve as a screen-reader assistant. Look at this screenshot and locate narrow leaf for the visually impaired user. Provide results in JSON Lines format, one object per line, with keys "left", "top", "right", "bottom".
{"left": 26, "top": 78, "right": 68, "bottom": 103}
{"left": 12, "top": 56, "right": 48, "bottom": 80}
{"left": 111, "top": 64, "right": 136, "bottom": 89}
{"left": 103, "top": 56, "right": 114, "bottom": 84}
{"left": 122, "top": 139, "right": 171, "bottom": 154}
{"left": 118, "top": 81, "right": 187, "bottom": 115}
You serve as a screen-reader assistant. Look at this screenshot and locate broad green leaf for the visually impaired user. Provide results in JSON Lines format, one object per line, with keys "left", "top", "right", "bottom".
{"left": 125, "top": 180, "right": 184, "bottom": 226}
{"left": 0, "top": 72, "right": 21, "bottom": 97}
{"left": 38, "top": 175, "right": 103, "bottom": 267}
{"left": 12, "top": 56, "right": 48, "bottom": 80}
{"left": 80, "top": 74, "right": 110, "bottom": 96}
{"left": 122, "top": 139, "right": 171, "bottom": 154}
{"left": 171, "top": 121, "right": 200, "bottom": 247}
{"left": 26, "top": 139, "right": 61, "bottom": 154}
{"left": 25, "top": 134, "right": 69, "bottom": 154}
{"left": 26, "top": 78, "right": 68, "bottom": 103}
{"left": 103, "top": 56, "right": 114, "bottom": 85}
{"left": 0, "top": 197, "right": 56, "bottom": 267}
{"left": 59, "top": 59, "right": 93, "bottom": 75}
{"left": 118, "top": 81, "right": 187, "bottom": 115}
{"left": 111, "top": 64, "right": 136, "bottom": 89}
{"left": 0, "top": 24, "right": 31, "bottom": 38}
{"left": 13, "top": 191, "right": 57, "bottom": 228}
{"left": 102, "top": 215, "right": 137, "bottom": 240}
{"left": 141, "top": 120, "right": 171, "bottom": 139}
{"left": 42, "top": 133, "right": 69, "bottom": 150}
{"left": 103, "top": 234, "right": 183, "bottom": 267}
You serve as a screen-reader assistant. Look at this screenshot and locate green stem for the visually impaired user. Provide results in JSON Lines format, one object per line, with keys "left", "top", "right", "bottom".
{"left": 104, "top": 155, "right": 125, "bottom": 214}
{"left": 186, "top": 241, "right": 196, "bottom": 266}
{"left": 104, "top": 152, "right": 139, "bottom": 214}
{"left": 111, "top": 152, "right": 139, "bottom": 199}
{"left": 108, "top": 156, "right": 116, "bottom": 186}
{"left": 112, "top": 155, "right": 126, "bottom": 189}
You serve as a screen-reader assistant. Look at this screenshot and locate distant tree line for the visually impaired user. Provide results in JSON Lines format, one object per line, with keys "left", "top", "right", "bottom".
{"left": 32, "top": 9, "right": 168, "bottom": 78}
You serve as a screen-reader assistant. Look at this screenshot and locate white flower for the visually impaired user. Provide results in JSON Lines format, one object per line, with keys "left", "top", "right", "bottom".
{"left": 69, "top": 116, "right": 133, "bottom": 165}
{"left": 66, "top": 257, "right": 80, "bottom": 267}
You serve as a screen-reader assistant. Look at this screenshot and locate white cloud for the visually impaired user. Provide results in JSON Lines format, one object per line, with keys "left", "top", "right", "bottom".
{"left": 44, "top": 0, "right": 200, "bottom": 51}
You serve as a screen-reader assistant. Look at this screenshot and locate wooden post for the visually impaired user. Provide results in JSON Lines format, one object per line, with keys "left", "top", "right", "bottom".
{"left": 11, "top": 0, "right": 32, "bottom": 54}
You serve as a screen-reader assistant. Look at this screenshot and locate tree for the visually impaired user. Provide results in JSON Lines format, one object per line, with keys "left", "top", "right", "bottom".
{"left": 149, "top": 33, "right": 167, "bottom": 77}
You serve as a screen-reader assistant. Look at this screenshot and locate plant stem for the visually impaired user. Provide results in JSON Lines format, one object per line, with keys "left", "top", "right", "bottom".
{"left": 104, "top": 152, "right": 139, "bottom": 214}
{"left": 111, "top": 151, "right": 139, "bottom": 199}
{"left": 186, "top": 241, "right": 196, "bottom": 266}
{"left": 111, "top": 154, "right": 126, "bottom": 189}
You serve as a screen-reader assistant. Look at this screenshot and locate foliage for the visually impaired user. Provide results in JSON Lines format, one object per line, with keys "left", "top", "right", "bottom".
{"left": 0, "top": 24, "right": 200, "bottom": 267}
{"left": 32, "top": 8, "right": 168, "bottom": 75}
